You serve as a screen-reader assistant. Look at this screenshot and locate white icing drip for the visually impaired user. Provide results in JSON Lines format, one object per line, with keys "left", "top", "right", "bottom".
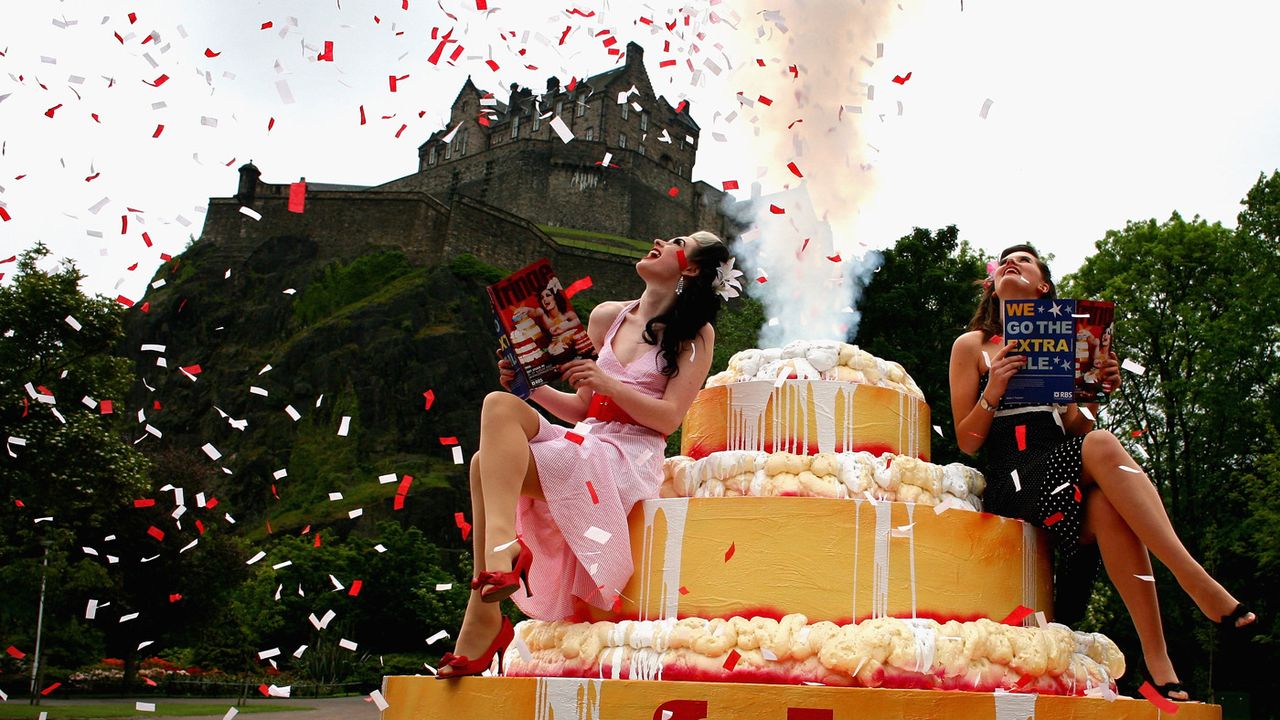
{"left": 725, "top": 382, "right": 773, "bottom": 452}
{"left": 993, "top": 691, "right": 1037, "bottom": 720}
{"left": 812, "top": 382, "right": 841, "bottom": 453}
{"left": 535, "top": 677, "right": 602, "bottom": 720}
{"left": 1023, "top": 522, "right": 1039, "bottom": 619}
{"left": 908, "top": 618, "right": 937, "bottom": 673}
{"left": 852, "top": 498, "right": 862, "bottom": 621}
{"left": 639, "top": 499, "right": 690, "bottom": 620}
{"left": 872, "top": 500, "right": 892, "bottom": 619}
{"left": 906, "top": 502, "right": 917, "bottom": 619}
{"left": 628, "top": 648, "right": 666, "bottom": 681}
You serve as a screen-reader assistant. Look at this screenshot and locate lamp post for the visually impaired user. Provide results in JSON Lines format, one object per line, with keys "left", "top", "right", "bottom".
{"left": 28, "top": 540, "right": 52, "bottom": 706}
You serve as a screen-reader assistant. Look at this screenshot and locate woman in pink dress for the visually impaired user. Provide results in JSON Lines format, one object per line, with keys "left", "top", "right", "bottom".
{"left": 438, "top": 231, "right": 739, "bottom": 678}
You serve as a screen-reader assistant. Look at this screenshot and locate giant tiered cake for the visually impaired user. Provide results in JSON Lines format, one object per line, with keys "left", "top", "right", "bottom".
{"left": 380, "top": 341, "right": 1218, "bottom": 720}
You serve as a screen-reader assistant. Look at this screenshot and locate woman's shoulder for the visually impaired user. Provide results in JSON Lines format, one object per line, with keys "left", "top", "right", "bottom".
{"left": 588, "top": 301, "right": 630, "bottom": 328}
{"left": 952, "top": 329, "right": 985, "bottom": 352}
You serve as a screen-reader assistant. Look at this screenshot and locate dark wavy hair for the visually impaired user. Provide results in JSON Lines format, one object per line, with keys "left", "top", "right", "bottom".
{"left": 967, "top": 244, "right": 1056, "bottom": 340}
{"left": 642, "top": 231, "right": 731, "bottom": 377}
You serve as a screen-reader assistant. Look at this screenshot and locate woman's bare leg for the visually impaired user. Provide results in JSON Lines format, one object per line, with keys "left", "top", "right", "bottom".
{"left": 1080, "top": 491, "right": 1187, "bottom": 698}
{"left": 1081, "top": 430, "right": 1253, "bottom": 626}
{"left": 437, "top": 455, "right": 503, "bottom": 676}
{"left": 478, "top": 392, "right": 543, "bottom": 571}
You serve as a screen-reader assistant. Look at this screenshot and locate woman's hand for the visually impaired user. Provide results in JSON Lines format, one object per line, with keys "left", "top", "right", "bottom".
{"left": 1099, "top": 350, "right": 1122, "bottom": 393}
{"left": 984, "top": 341, "right": 1026, "bottom": 404}
{"left": 559, "top": 359, "right": 619, "bottom": 396}
{"left": 496, "top": 349, "right": 518, "bottom": 393}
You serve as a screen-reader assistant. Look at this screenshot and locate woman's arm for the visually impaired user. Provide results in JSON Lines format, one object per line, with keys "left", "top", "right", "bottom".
{"left": 528, "top": 301, "right": 624, "bottom": 423}
{"left": 1062, "top": 350, "right": 1120, "bottom": 435}
{"left": 949, "top": 332, "right": 1024, "bottom": 455}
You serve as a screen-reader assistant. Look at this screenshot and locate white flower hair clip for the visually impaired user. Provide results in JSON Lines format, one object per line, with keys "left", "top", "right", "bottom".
{"left": 713, "top": 257, "right": 744, "bottom": 301}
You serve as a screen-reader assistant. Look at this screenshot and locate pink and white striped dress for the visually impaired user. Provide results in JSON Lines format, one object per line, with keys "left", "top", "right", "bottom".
{"left": 514, "top": 299, "right": 669, "bottom": 620}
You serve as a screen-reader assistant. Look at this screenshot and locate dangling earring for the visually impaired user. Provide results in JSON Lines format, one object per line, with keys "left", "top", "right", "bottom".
{"left": 675, "top": 277, "right": 685, "bottom": 295}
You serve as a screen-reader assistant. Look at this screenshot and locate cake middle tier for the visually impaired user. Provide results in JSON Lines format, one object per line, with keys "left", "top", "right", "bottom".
{"left": 580, "top": 497, "right": 1052, "bottom": 625}
{"left": 680, "top": 380, "right": 932, "bottom": 461}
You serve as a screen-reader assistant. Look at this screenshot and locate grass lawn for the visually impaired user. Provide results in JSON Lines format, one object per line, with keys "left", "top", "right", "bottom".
{"left": 0, "top": 703, "right": 311, "bottom": 718}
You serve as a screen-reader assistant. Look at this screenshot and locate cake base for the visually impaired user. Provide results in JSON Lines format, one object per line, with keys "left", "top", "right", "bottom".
{"left": 380, "top": 676, "right": 1219, "bottom": 720}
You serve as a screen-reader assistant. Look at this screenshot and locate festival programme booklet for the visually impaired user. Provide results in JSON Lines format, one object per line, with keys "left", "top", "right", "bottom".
{"left": 487, "top": 259, "right": 596, "bottom": 399}
{"left": 1001, "top": 298, "right": 1116, "bottom": 405}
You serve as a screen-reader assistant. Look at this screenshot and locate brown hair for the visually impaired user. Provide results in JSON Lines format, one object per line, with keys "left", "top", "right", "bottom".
{"left": 967, "top": 244, "right": 1056, "bottom": 340}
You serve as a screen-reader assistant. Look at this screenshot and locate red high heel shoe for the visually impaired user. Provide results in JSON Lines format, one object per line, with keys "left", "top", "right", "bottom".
{"left": 474, "top": 537, "right": 534, "bottom": 603}
{"left": 436, "top": 616, "right": 514, "bottom": 679}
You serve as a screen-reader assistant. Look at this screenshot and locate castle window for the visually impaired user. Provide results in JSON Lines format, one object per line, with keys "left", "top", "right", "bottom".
{"left": 621, "top": 102, "right": 629, "bottom": 120}
{"left": 428, "top": 145, "right": 437, "bottom": 165}
{"left": 555, "top": 99, "right": 564, "bottom": 118}
{"left": 637, "top": 144, "right": 646, "bottom": 157}
{"left": 575, "top": 95, "right": 587, "bottom": 117}
{"left": 640, "top": 112, "right": 649, "bottom": 131}
{"left": 619, "top": 133, "right": 627, "bottom": 149}
{"left": 444, "top": 141, "right": 452, "bottom": 160}
{"left": 458, "top": 132, "right": 468, "bottom": 157}
{"left": 511, "top": 115, "right": 520, "bottom": 139}
{"left": 585, "top": 127, "right": 595, "bottom": 141}
{"left": 533, "top": 112, "right": 542, "bottom": 132}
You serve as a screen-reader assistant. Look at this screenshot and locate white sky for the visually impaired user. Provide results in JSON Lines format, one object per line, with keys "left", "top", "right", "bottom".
{"left": 1, "top": 0, "right": 1278, "bottom": 302}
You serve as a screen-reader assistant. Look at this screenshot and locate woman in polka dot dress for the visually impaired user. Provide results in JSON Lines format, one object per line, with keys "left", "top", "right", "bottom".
{"left": 948, "top": 244, "right": 1255, "bottom": 701}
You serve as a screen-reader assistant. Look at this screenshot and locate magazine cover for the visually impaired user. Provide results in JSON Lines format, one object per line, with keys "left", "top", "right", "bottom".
{"left": 1001, "top": 298, "right": 1116, "bottom": 405}
{"left": 487, "top": 259, "right": 596, "bottom": 399}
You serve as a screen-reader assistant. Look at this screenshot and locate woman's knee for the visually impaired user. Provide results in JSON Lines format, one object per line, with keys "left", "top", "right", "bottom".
{"left": 1082, "top": 429, "right": 1123, "bottom": 460}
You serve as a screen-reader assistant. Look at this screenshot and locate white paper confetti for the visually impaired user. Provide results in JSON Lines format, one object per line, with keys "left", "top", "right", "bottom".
{"left": 339, "top": 638, "right": 358, "bottom": 651}
{"left": 1121, "top": 358, "right": 1146, "bottom": 376}
{"left": 136, "top": 702, "right": 155, "bottom": 712}
{"left": 1135, "top": 574, "right": 1155, "bottom": 582}
{"left": 338, "top": 416, "right": 351, "bottom": 436}
{"left": 434, "top": 583, "right": 453, "bottom": 591}
{"left": 1118, "top": 465, "right": 1143, "bottom": 475}
{"left": 369, "top": 690, "right": 389, "bottom": 712}
{"left": 584, "top": 526, "right": 612, "bottom": 544}
{"left": 222, "top": 708, "right": 239, "bottom": 720}
{"left": 426, "top": 630, "right": 450, "bottom": 645}
{"left": 1011, "top": 469, "right": 1021, "bottom": 492}
{"left": 239, "top": 207, "right": 263, "bottom": 221}
{"left": 548, "top": 115, "right": 574, "bottom": 143}
{"left": 201, "top": 443, "right": 222, "bottom": 460}
{"left": 979, "top": 98, "right": 994, "bottom": 119}
{"left": 65, "top": 315, "right": 82, "bottom": 331}
{"left": 258, "top": 647, "right": 281, "bottom": 660}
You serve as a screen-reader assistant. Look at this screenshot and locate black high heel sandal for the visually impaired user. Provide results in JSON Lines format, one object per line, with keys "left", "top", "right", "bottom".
{"left": 1216, "top": 602, "right": 1256, "bottom": 634}
{"left": 1151, "top": 682, "right": 1190, "bottom": 702}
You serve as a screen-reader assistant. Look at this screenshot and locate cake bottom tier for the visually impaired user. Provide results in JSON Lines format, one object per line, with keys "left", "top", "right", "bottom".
{"left": 505, "top": 615, "right": 1123, "bottom": 698}
{"left": 380, "top": 676, "right": 1220, "bottom": 720}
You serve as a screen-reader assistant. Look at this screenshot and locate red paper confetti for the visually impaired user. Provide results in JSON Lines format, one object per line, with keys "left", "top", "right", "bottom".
{"left": 999, "top": 605, "right": 1035, "bottom": 625}
{"left": 204, "top": 48, "right": 221, "bottom": 58}
{"left": 287, "top": 182, "right": 306, "bottom": 213}
{"left": 722, "top": 180, "right": 739, "bottom": 191}
{"left": 318, "top": 41, "right": 334, "bottom": 62}
{"left": 757, "top": 95, "right": 773, "bottom": 106}
{"left": 676, "top": 249, "right": 688, "bottom": 269}
{"left": 116, "top": 295, "right": 135, "bottom": 308}
{"left": 678, "top": 586, "right": 689, "bottom": 595}
{"left": 892, "top": 71, "right": 912, "bottom": 85}
{"left": 169, "top": 594, "right": 183, "bottom": 603}
{"left": 476, "top": 0, "right": 487, "bottom": 8}
{"left": 41, "top": 682, "right": 61, "bottom": 696}
{"left": 667, "top": 186, "right": 680, "bottom": 197}
{"left": 100, "top": 399, "right": 114, "bottom": 414}
{"left": 143, "top": 676, "right": 158, "bottom": 687}
{"left": 1139, "top": 682, "right": 1180, "bottom": 714}
{"left": 389, "top": 74, "right": 409, "bottom": 92}
{"left": 180, "top": 364, "right": 202, "bottom": 375}
{"left": 359, "top": 105, "right": 367, "bottom": 125}
{"left": 6, "top": 646, "right": 24, "bottom": 659}
{"left": 267, "top": 117, "right": 275, "bottom": 132}
{"left": 152, "top": 124, "right": 165, "bottom": 138}
{"left": 563, "top": 276, "right": 593, "bottom": 299}
{"left": 144, "top": 74, "right": 169, "bottom": 87}
{"left": 423, "top": 389, "right": 435, "bottom": 410}
{"left": 439, "top": 436, "right": 459, "bottom": 445}
{"left": 826, "top": 254, "right": 842, "bottom": 263}
{"left": 261, "top": 21, "right": 273, "bottom": 29}
{"left": 134, "top": 498, "right": 155, "bottom": 508}
{"left": 1131, "top": 428, "right": 1146, "bottom": 437}
{"left": 1073, "top": 485, "right": 1083, "bottom": 503}
{"left": 0, "top": 207, "right": 10, "bottom": 222}
{"left": 723, "top": 648, "right": 741, "bottom": 671}
{"left": 454, "top": 512, "right": 472, "bottom": 540}
{"left": 990, "top": 335, "right": 1003, "bottom": 344}
{"left": 565, "top": 431, "right": 584, "bottom": 445}
{"left": 1043, "top": 512, "right": 1064, "bottom": 527}
{"left": 195, "top": 520, "right": 205, "bottom": 535}
{"left": 147, "top": 526, "right": 165, "bottom": 541}
{"left": 724, "top": 542, "right": 735, "bottom": 562}
{"left": 787, "top": 162, "right": 803, "bottom": 178}
{"left": 142, "top": 232, "right": 152, "bottom": 247}
{"left": 610, "top": 594, "right": 623, "bottom": 613}
{"left": 586, "top": 481, "right": 599, "bottom": 504}
{"left": 659, "top": 59, "right": 677, "bottom": 68}
{"left": 45, "top": 103, "right": 63, "bottom": 118}
{"left": 349, "top": 580, "right": 363, "bottom": 597}
{"left": 769, "top": 204, "right": 785, "bottom": 214}
{"left": 1015, "top": 424, "right": 1026, "bottom": 451}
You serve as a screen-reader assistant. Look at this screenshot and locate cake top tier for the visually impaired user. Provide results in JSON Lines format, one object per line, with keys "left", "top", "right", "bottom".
{"left": 706, "top": 341, "right": 923, "bottom": 401}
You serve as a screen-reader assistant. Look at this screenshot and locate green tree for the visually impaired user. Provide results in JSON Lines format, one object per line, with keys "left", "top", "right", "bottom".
{"left": 854, "top": 226, "right": 989, "bottom": 465}
{"left": 0, "top": 244, "right": 151, "bottom": 690}
{"left": 1061, "top": 186, "right": 1280, "bottom": 700}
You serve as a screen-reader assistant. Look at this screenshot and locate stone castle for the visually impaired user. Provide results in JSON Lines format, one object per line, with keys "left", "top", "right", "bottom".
{"left": 196, "top": 41, "right": 737, "bottom": 295}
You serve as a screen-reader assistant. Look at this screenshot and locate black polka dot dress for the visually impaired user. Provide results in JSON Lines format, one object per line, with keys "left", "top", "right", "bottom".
{"left": 977, "top": 373, "right": 1099, "bottom": 623}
